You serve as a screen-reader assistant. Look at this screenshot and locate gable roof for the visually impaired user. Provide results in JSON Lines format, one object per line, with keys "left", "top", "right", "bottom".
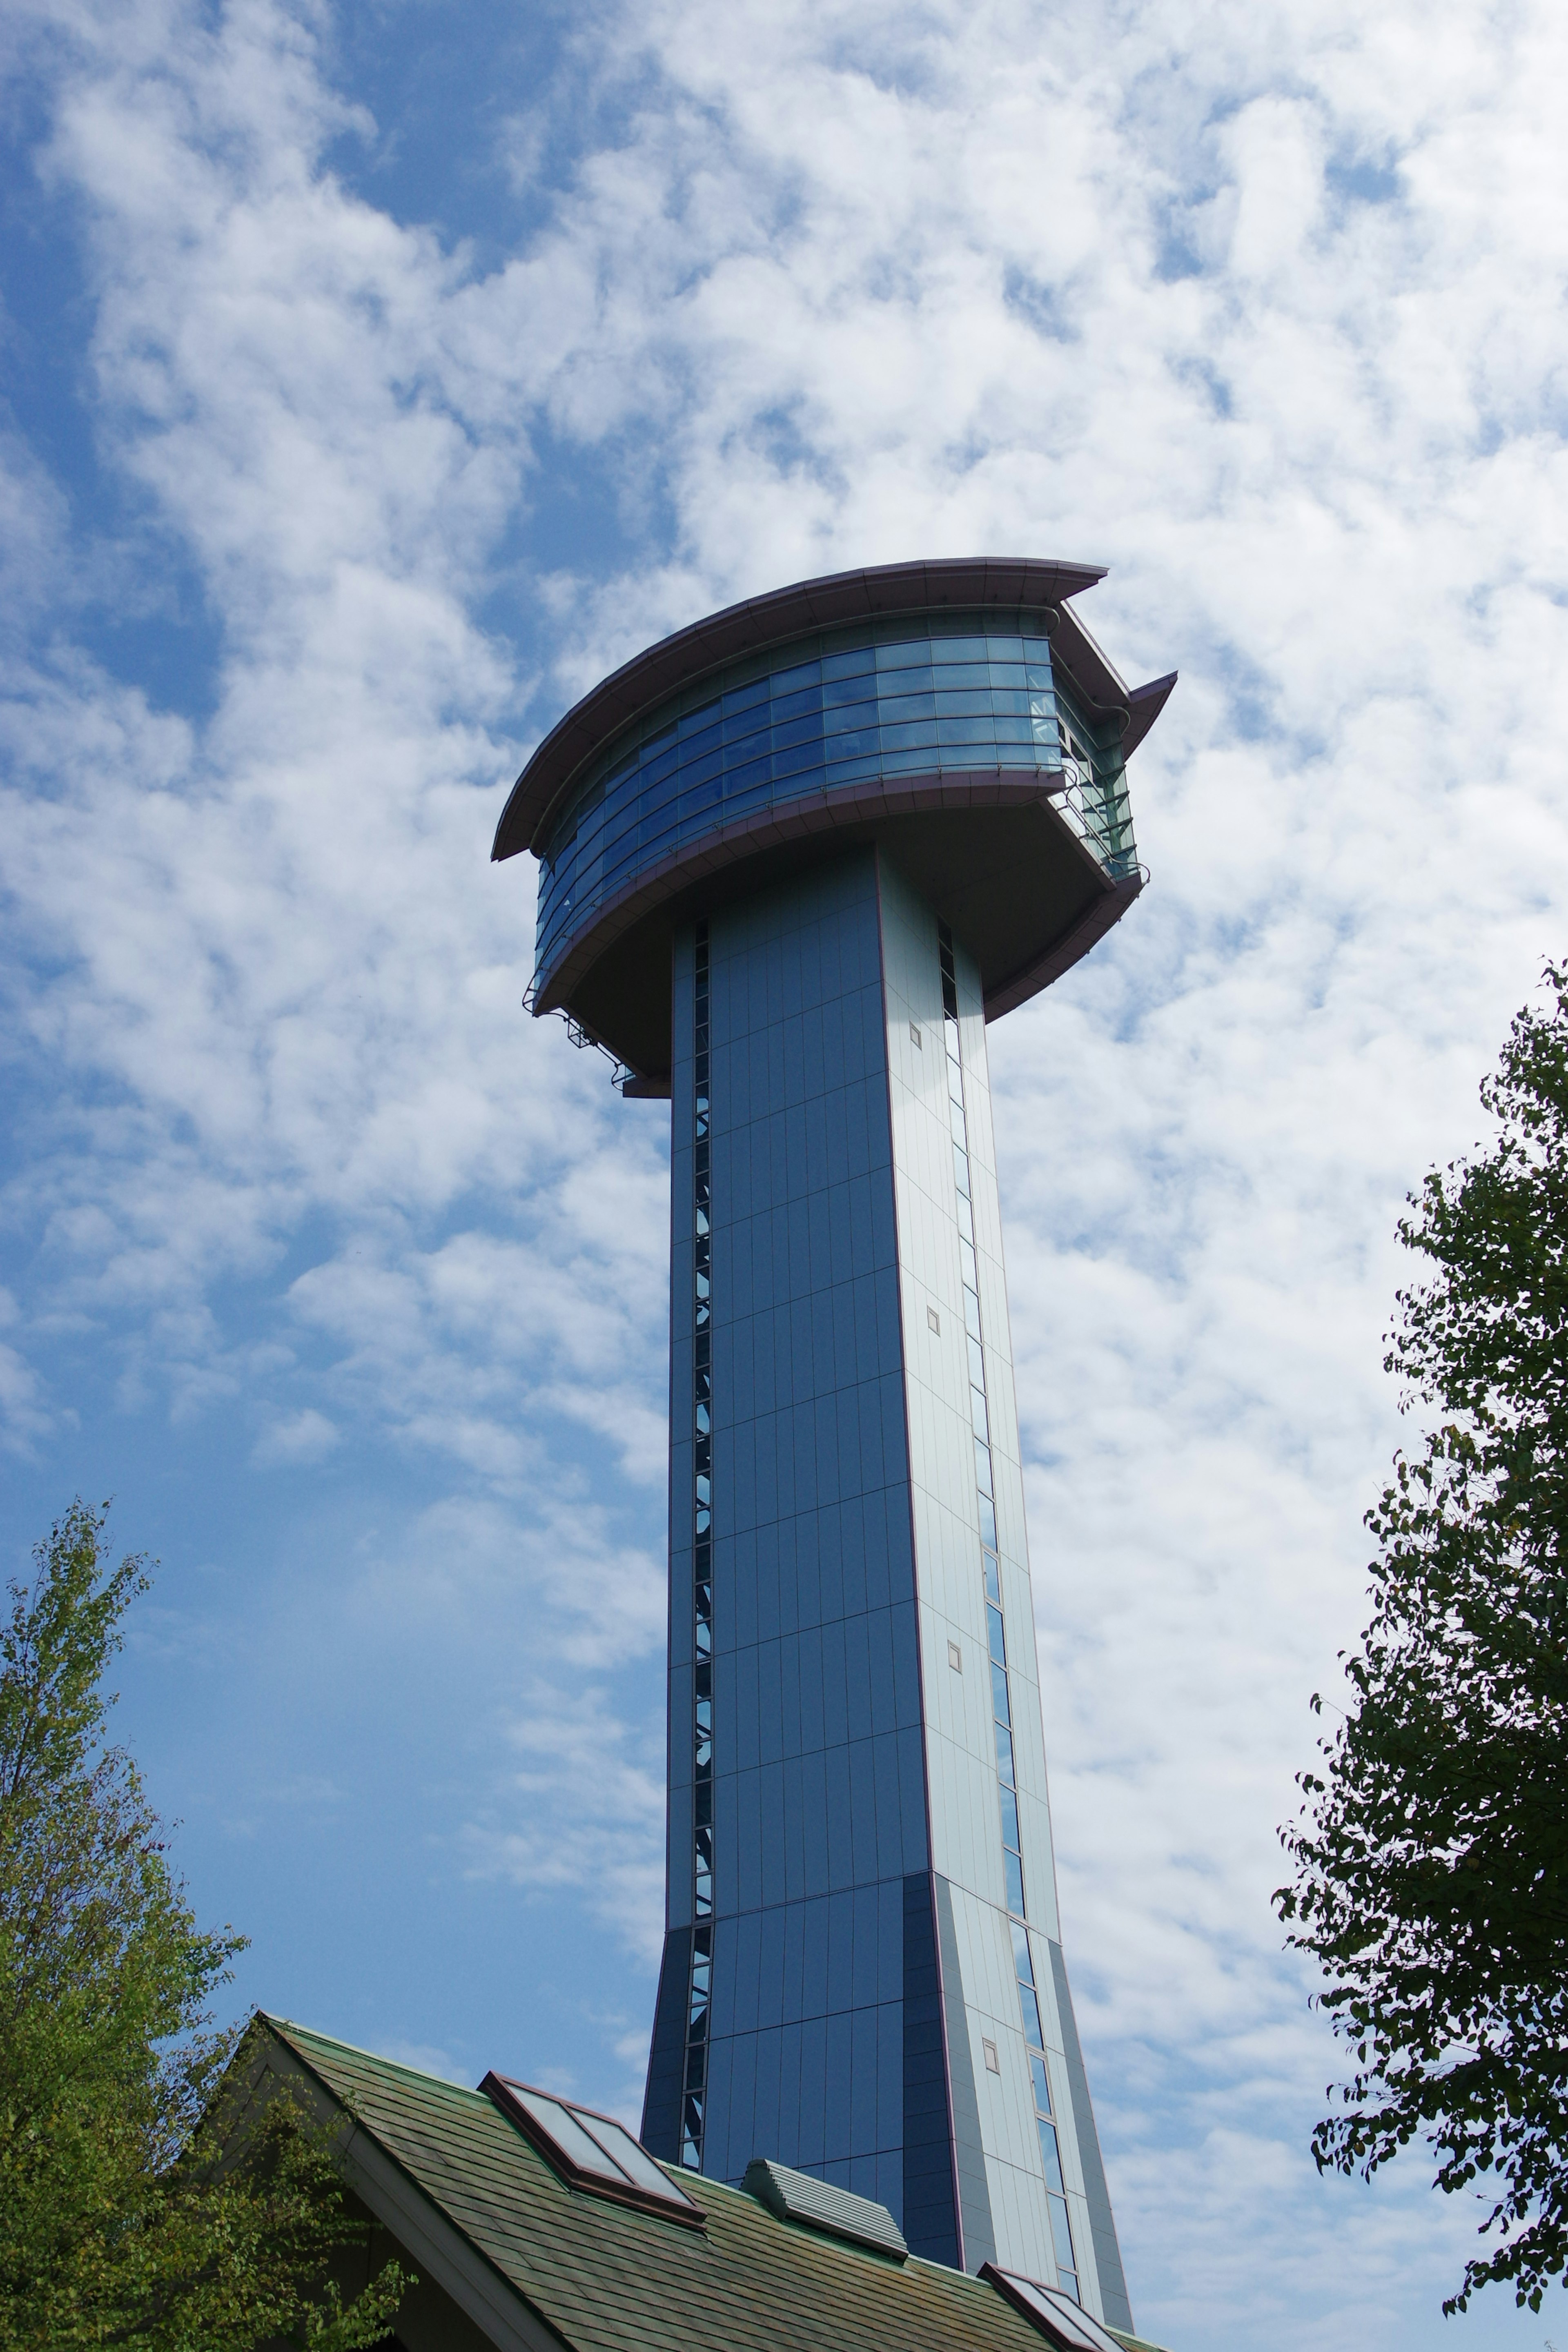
{"left": 251, "top": 2016, "right": 1170, "bottom": 2352}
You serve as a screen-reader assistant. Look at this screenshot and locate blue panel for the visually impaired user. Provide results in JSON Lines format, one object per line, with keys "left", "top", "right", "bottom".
{"left": 775, "top": 2023, "right": 802, "bottom": 2166}
{"left": 752, "top": 2030, "right": 782, "bottom": 2166}
{"left": 848, "top": 1740, "right": 879, "bottom": 1884}
{"left": 797, "top": 2012, "right": 828, "bottom": 2166}
{"left": 758, "top": 1906, "right": 786, "bottom": 2029}
{"left": 824, "top": 2009, "right": 853, "bottom": 2154}
{"left": 759, "top": 1764, "right": 786, "bottom": 1908}
{"left": 704, "top": 2026, "right": 735, "bottom": 2177}
{"left": 849, "top": 2007, "right": 878, "bottom": 2153}
{"left": 781, "top": 1751, "right": 806, "bottom": 1902}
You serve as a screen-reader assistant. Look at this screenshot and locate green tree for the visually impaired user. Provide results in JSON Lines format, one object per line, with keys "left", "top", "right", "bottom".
{"left": 0, "top": 1498, "right": 406, "bottom": 2348}
{"left": 1278, "top": 963, "right": 1568, "bottom": 2314}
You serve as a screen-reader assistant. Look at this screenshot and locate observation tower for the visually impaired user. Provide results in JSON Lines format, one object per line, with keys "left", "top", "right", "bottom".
{"left": 493, "top": 559, "right": 1174, "bottom": 2335}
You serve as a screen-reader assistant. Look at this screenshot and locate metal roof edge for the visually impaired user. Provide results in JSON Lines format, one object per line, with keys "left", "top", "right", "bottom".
{"left": 1119, "top": 670, "right": 1178, "bottom": 759}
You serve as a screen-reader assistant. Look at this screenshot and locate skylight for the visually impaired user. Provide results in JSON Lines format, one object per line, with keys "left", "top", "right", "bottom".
{"left": 481, "top": 2074, "right": 704, "bottom": 2227}
{"left": 982, "top": 2265, "right": 1127, "bottom": 2352}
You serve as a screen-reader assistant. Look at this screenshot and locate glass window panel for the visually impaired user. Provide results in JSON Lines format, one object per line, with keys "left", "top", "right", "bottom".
{"left": 991, "top": 1658, "right": 1011, "bottom": 1725}
{"left": 949, "top": 1098, "right": 969, "bottom": 1149}
{"left": 771, "top": 682, "right": 822, "bottom": 719}
{"left": 720, "top": 714, "right": 770, "bottom": 758}
{"left": 979, "top": 1492, "right": 998, "bottom": 1549}
{"left": 1047, "top": 2189, "right": 1077, "bottom": 2277}
{"left": 1030, "top": 2050, "right": 1052, "bottom": 2116}
{"left": 994, "top": 1717, "right": 1015, "bottom": 1784}
{"left": 992, "top": 2273, "right": 1107, "bottom": 2345}
{"left": 772, "top": 712, "right": 824, "bottom": 752}
{"left": 771, "top": 657, "right": 821, "bottom": 691}
{"left": 1004, "top": 1848, "right": 1027, "bottom": 1915}
{"left": 875, "top": 639, "right": 935, "bottom": 670}
{"left": 771, "top": 737, "right": 826, "bottom": 782}
{"left": 963, "top": 1285, "right": 981, "bottom": 1341}
{"left": 823, "top": 700, "right": 876, "bottom": 735}
{"left": 934, "top": 635, "right": 994, "bottom": 660}
{"left": 954, "top": 1145, "right": 972, "bottom": 1200}
{"left": 968, "top": 1334, "right": 987, "bottom": 1389}
{"left": 1011, "top": 1919, "right": 1036, "bottom": 1984}
{"left": 956, "top": 1190, "right": 975, "bottom": 1243}
{"left": 879, "top": 718, "right": 938, "bottom": 751}
{"left": 510, "top": 2088, "right": 628, "bottom": 2181}
{"left": 975, "top": 1437, "right": 993, "bottom": 1496}
{"left": 570, "top": 2107, "right": 694, "bottom": 2203}
{"left": 999, "top": 1782, "right": 1021, "bottom": 1851}
{"left": 960, "top": 1238, "right": 979, "bottom": 1293}
{"left": 677, "top": 708, "right": 722, "bottom": 748}
{"left": 982, "top": 1547, "right": 1000, "bottom": 1606}
{"left": 987, "top": 1603, "right": 1007, "bottom": 1666}
{"left": 823, "top": 647, "right": 876, "bottom": 681}
{"left": 1018, "top": 1980, "right": 1044, "bottom": 2047}
{"left": 670, "top": 744, "right": 722, "bottom": 791}
{"left": 1036, "top": 2116, "right": 1067, "bottom": 2197}
{"left": 678, "top": 776, "right": 724, "bottom": 819}
{"left": 721, "top": 675, "right": 770, "bottom": 716}
{"left": 971, "top": 1385, "right": 989, "bottom": 1442}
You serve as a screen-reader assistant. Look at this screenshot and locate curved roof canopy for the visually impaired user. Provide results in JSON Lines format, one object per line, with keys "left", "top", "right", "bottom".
{"left": 492, "top": 559, "right": 1175, "bottom": 1086}
{"left": 492, "top": 557, "right": 1173, "bottom": 864}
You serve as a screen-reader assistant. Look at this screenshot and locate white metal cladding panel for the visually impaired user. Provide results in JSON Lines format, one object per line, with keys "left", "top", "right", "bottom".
{"left": 878, "top": 862, "right": 1060, "bottom": 1937}
{"left": 882, "top": 869, "right": 1112, "bottom": 2312}
{"left": 945, "top": 1883, "right": 1093, "bottom": 2294}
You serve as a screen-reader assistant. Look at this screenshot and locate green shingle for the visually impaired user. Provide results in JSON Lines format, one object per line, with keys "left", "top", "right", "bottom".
{"left": 264, "top": 2016, "right": 1161, "bottom": 2352}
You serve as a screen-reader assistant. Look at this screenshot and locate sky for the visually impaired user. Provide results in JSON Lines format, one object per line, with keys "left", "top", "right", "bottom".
{"left": 2, "top": 0, "right": 1566, "bottom": 2345}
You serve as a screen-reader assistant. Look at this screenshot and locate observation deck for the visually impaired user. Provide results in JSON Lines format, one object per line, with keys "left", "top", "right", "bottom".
{"left": 493, "top": 559, "right": 1175, "bottom": 1089}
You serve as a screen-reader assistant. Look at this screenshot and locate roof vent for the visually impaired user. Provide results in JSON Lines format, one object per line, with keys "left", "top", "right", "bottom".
{"left": 742, "top": 2158, "right": 908, "bottom": 2259}
{"left": 982, "top": 2265, "right": 1130, "bottom": 2351}
{"left": 482, "top": 2074, "right": 703, "bottom": 2229}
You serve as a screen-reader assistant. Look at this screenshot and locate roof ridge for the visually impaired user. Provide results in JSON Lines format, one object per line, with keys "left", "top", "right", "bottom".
{"left": 259, "top": 2013, "right": 492, "bottom": 2104}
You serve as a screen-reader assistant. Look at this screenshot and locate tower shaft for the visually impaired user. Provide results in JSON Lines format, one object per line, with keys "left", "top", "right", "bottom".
{"left": 640, "top": 849, "right": 1130, "bottom": 2330}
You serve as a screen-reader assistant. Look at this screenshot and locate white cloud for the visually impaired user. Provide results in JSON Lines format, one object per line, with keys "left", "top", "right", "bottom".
{"left": 251, "top": 1405, "right": 339, "bottom": 1465}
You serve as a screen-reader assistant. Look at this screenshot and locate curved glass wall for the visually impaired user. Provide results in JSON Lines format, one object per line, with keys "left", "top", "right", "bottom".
{"left": 532, "top": 610, "right": 1136, "bottom": 993}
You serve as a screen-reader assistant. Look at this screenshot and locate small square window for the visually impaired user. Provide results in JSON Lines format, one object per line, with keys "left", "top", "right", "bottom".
{"left": 947, "top": 1639, "right": 962, "bottom": 1672}
{"left": 982, "top": 2038, "right": 1000, "bottom": 2074}
{"left": 909, "top": 1021, "right": 922, "bottom": 1048}
{"left": 927, "top": 1305, "right": 941, "bottom": 1334}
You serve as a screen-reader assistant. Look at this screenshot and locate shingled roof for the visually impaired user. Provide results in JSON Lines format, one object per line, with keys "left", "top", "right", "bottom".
{"left": 245, "top": 2016, "right": 1172, "bottom": 2352}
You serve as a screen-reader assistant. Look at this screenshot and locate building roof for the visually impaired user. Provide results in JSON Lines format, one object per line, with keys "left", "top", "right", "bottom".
{"left": 491, "top": 558, "right": 1176, "bottom": 864}
{"left": 249, "top": 2016, "right": 1172, "bottom": 2352}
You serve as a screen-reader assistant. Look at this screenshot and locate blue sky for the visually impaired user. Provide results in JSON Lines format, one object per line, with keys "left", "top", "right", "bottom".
{"left": 3, "top": 2, "right": 1567, "bottom": 2346}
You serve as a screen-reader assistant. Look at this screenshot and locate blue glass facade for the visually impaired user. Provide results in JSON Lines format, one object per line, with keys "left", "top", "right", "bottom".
{"left": 532, "top": 614, "right": 1136, "bottom": 1001}
{"left": 655, "top": 857, "right": 938, "bottom": 2222}
{"left": 641, "top": 843, "right": 1131, "bottom": 2331}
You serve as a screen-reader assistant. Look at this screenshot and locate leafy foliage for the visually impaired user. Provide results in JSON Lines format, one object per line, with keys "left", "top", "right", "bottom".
{"left": 1277, "top": 964, "right": 1568, "bottom": 2313}
{"left": 0, "top": 1499, "right": 406, "bottom": 2349}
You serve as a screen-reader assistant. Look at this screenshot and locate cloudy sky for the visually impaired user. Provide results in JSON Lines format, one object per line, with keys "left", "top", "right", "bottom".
{"left": 3, "top": 0, "right": 1566, "bottom": 2344}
